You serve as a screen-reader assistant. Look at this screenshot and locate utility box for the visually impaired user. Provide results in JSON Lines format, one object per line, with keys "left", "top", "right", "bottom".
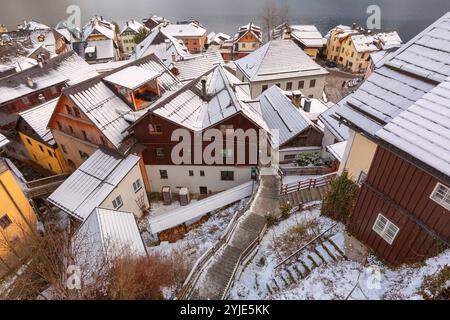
{"left": 178, "top": 187, "right": 190, "bottom": 206}
{"left": 161, "top": 186, "right": 172, "bottom": 205}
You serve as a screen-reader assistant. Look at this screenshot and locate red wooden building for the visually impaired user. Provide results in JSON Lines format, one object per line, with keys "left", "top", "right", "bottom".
{"left": 127, "top": 65, "right": 268, "bottom": 195}
{"left": 348, "top": 78, "right": 450, "bottom": 265}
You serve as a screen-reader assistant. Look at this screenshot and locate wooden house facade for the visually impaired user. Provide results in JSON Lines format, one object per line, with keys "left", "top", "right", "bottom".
{"left": 349, "top": 145, "right": 450, "bottom": 265}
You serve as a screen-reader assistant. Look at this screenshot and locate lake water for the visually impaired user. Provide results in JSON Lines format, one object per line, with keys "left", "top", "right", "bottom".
{"left": 1, "top": 0, "right": 450, "bottom": 41}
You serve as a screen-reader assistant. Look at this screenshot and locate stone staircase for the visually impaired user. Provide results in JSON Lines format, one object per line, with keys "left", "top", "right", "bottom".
{"left": 181, "top": 172, "right": 280, "bottom": 300}
{"left": 280, "top": 185, "right": 330, "bottom": 207}
{"left": 267, "top": 235, "right": 347, "bottom": 295}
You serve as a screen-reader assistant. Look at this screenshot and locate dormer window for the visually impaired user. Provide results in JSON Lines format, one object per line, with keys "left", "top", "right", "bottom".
{"left": 104, "top": 66, "right": 161, "bottom": 111}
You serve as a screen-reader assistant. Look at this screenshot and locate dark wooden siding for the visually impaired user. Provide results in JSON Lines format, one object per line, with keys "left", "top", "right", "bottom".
{"left": 280, "top": 127, "right": 323, "bottom": 149}
{"left": 349, "top": 146, "right": 450, "bottom": 265}
{"left": 134, "top": 112, "right": 261, "bottom": 166}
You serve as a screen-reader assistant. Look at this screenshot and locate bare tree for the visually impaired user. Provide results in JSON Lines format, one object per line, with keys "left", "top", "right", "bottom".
{"left": 0, "top": 217, "right": 193, "bottom": 300}
{"left": 278, "top": 3, "right": 291, "bottom": 26}
{"left": 260, "top": 1, "right": 279, "bottom": 41}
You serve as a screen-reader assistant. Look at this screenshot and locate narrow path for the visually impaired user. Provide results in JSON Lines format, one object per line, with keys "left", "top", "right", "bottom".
{"left": 187, "top": 170, "right": 281, "bottom": 300}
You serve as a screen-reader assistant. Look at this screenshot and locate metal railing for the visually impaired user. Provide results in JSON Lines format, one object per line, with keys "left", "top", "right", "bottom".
{"left": 176, "top": 179, "right": 261, "bottom": 300}
{"left": 274, "top": 223, "right": 338, "bottom": 270}
{"left": 220, "top": 222, "right": 267, "bottom": 299}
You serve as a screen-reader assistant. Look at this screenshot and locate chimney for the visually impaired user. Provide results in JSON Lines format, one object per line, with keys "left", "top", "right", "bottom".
{"left": 352, "top": 22, "right": 357, "bottom": 29}
{"left": 171, "top": 52, "right": 176, "bottom": 62}
{"left": 201, "top": 77, "right": 207, "bottom": 101}
{"left": 303, "top": 98, "right": 312, "bottom": 113}
{"left": 291, "top": 91, "right": 301, "bottom": 108}
{"left": 164, "top": 38, "right": 171, "bottom": 49}
{"left": 26, "top": 77, "right": 36, "bottom": 89}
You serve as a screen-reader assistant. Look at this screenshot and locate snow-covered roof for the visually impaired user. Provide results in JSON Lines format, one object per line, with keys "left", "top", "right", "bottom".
{"left": 259, "top": 86, "right": 313, "bottom": 148}
{"left": 92, "top": 60, "right": 129, "bottom": 74}
{"left": 234, "top": 39, "right": 328, "bottom": 82}
{"left": 290, "top": 25, "right": 325, "bottom": 48}
{"left": 120, "top": 19, "right": 148, "bottom": 35}
{"left": 0, "top": 133, "right": 9, "bottom": 148}
{"left": 104, "top": 66, "right": 159, "bottom": 90}
{"left": 53, "top": 51, "right": 99, "bottom": 85}
{"left": 64, "top": 79, "right": 133, "bottom": 148}
{"left": 351, "top": 31, "right": 402, "bottom": 53}
{"left": 20, "top": 20, "right": 50, "bottom": 31}
{"left": 18, "top": 98, "right": 58, "bottom": 145}
{"left": 132, "top": 27, "right": 191, "bottom": 64}
{"left": 336, "top": 13, "right": 450, "bottom": 136}
{"left": 326, "top": 141, "right": 348, "bottom": 162}
{"left": 48, "top": 149, "right": 141, "bottom": 221}
{"left": 318, "top": 104, "right": 350, "bottom": 142}
{"left": 82, "top": 16, "right": 116, "bottom": 41}
{"left": 161, "top": 22, "right": 206, "bottom": 38}
{"left": 55, "top": 28, "right": 73, "bottom": 42}
{"left": 148, "top": 65, "right": 268, "bottom": 132}
{"left": 208, "top": 32, "right": 231, "bottom": 45}
{"left": 59, "top": 53, "right": 181, "bottom": 148}
{"left": 148, "top": 181, "right": 253, "bottom": 234}
{"left": 234, "top": 22, "right": 262, "bottom": 43}
{"left": 74, "top": 207, "right": 146, "bottom": 262}
{"left": 174, "top": 51, "right": 224, "bottom": 83}
{"left": 0, "top": 50, "right": 98, "bottom": 106}
{"left": 376, "top": 76, "right": 450, "bottom": 177}
{"left": 0, "top": 68, "right": 66, "bottom": 106}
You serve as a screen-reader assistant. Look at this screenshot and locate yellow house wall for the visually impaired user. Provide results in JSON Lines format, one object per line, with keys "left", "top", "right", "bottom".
{"left": 19, "top": 132, "right": 68, "bottom": 174}
{"left": 0, "top": 169, "right": 37, "bottom": 263}
{"left": 121, "top": 32, "right": 137, "bottom": 53}
{"left": 304, "top": 48, "right": 318, "bottom": 59}
{"left": 344, "top": 132, "right": 378, "bottom": 181}
{"left": 326, "top": 32, "right": 372, "bottom": 73}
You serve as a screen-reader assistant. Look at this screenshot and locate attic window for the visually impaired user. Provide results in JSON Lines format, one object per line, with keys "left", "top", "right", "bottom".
{"left": 372, "top": 214, "right": 399, "bottom": 245}
{"left": 149, "top": 124, "right": 162, "bottom": 134}
{"left": 0, "top": 215, "right": 12, "bottom": 229}
{"left": 430, "top": 183, "right": 450, "bottom": 211}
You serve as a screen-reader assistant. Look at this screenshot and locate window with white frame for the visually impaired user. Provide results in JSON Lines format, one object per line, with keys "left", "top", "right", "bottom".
{"left": 430, "top": 183, "right": 450, "bottom": 210}
{"left": 357, "top": 170, "right": 368, "bottom": 186}
{"left": 132, "top": 179, "right": 142, "bottom": 192}
{"left": 112, "top": 195, "right": 123, "bottom": 209}
{"left": 372, "top": 214, "right": 399, "bottom": 245}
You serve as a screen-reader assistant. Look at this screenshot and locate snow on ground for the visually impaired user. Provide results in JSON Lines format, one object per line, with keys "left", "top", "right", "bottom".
{"left": 229, "top": 202, "right": 450, "bottom": 300}
{"left": 147, "top": 198, "right": 249, "bottom": 261}
{"left": 149, "top": 199, "right": 198, "bottom": 218}
{"left": 273, "top": 249, "right": 450, "bottom": 300}
{"left": 229, "top": 201, "right": 344, "bottom": 300}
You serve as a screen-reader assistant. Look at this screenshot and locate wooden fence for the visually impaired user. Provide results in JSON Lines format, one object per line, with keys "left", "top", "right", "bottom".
{"left": 280, "top": 172, "right": 337, "bottom": 195}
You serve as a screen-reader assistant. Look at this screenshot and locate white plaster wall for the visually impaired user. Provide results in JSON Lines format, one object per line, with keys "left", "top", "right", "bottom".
{"left": 236, "top": 68, "right": 326, "bottom": 99}
{"left": 145, "top": 165, "right": 253, "bottom": 194}
{"left": 101, "top": 163, "right": 149, "bottom": 218}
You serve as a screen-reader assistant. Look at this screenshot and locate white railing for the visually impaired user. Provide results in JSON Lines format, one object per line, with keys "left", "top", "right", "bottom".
{"left": 176, "top": 180, "right": 260, "bottom": 300}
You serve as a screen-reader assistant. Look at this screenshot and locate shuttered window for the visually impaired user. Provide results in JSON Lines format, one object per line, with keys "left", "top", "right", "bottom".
{"left": 430, "top": 183, "right": 450, "bottom": 211}
{"left": 372, "top": 214, "right": 399, "bottom": 245}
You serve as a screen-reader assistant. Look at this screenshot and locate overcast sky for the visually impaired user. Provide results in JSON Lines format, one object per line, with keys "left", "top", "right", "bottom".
{"left": 1, "top": 0, "right": 449, "bottom": 39}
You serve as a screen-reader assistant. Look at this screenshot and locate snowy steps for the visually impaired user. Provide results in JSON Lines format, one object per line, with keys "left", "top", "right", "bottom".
{"left": 267, "top": 236, "right": 347, "bottom": 295}
{"left": 280, "top": 185, "right": 330, "bottom": 207}
{"left": 185, "top": 174, "right": 280, "bottom": 300}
